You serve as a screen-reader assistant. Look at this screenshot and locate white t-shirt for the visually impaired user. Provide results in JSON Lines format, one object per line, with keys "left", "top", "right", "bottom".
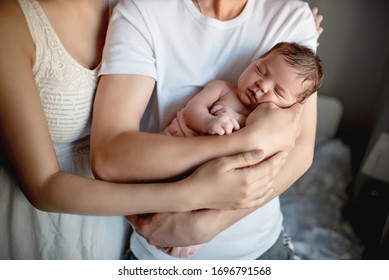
{"left": 100, "top": 0, "right": 317, "bottom": 259}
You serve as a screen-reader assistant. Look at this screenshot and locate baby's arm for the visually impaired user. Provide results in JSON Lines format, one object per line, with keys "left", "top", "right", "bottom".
{"left": 184, "top": 80, "right": 240, "bottom": 135}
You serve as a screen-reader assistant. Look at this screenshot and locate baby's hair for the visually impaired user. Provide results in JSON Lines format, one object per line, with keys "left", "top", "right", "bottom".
{"left": 261, "top": 42, "right": 324, "bottom": 103}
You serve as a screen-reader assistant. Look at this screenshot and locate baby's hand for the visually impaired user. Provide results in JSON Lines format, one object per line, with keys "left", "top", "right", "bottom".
{"left": 210, "top": 104, "right": 228, "bottom": 116}
{"left": 211, "top": 105, "right": 246, "bottom": 127}
{"left": 211, "top": 104, "right": 240, "bottom": 118}
{"left": 207, "top": 115, "right": 240, "bottom": 135}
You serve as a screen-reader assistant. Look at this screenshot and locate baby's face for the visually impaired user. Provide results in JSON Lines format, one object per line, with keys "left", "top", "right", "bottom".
{"left": 237, "top": 52, "right": 306, "bottom": 109}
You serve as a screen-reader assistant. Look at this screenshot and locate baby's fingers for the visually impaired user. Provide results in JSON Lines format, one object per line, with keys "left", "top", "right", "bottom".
{"left": 231, "top": 118, "right": 240, "bottom": 132}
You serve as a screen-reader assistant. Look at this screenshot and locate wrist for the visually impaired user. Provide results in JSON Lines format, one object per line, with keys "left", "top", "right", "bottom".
{"left": 232, "top": 127, "right": 268, "bottom": 154}
{"left": 174, "top": 177, "right": 203, "bottom": 212}
{"left": 195, "top": 209, "right": 241, "bottom": 242}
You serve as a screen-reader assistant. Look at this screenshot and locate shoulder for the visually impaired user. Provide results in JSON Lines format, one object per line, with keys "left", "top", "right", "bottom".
{"left": 257, "top": 0, "right": 309, "bottom": 10}
{"left": 255, "top": 0, "right": 312, "bottom": 20}
{"left": 115, "top": 0, "right": 183, "bottom": 20}
{"left": 256, "top": 0, "right": 317, "bottom": 51}
{"left": 0, "top": 1, "right": 27, "bottom": 31}
{"left": 0, "top": 1, "right": 35, "bottom": 80}
{"left": 205, "top": 80, "right": 232, "bottom": 91}
{"left": 206, "top": 80, "right": 232, "bottom": 87}
{"left": 116, "top": 0, "right": 171, "bottom": 11}
{"left": 205, "top": 80, "right": 237, "bottom": 96}
{"left": 0, "top": 1, "right": 34, "bottom": 62}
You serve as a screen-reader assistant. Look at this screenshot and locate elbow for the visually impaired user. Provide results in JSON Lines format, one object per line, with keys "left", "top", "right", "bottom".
{"left": 26, "top": 192, "right": 47, "bottom": 211}
{"left": 28, "top": 196, "right": 52, "bottom": 213}
{"left": 22, "top": 182, "right": 56, "bottom": 213}
{"left": 90, "top": 150, "right": 115, "bottom": 182}
{"left": 90, "top": 151, "right": 102, "bottom": 180}
{"left": 90, "top": 133, "right": 114, "bottom": 181}
{"left": 296, "top": 131, "right": 316, "bottom": 175}
{"left": 91, "top": 145, "right": 127, "bottom": 182}
{"left": 90, "top": 135, "right": 127, "bottom": 182}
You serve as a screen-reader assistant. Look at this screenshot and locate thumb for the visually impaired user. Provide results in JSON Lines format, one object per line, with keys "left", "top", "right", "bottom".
{"left": 223, "top": 150, "right": 265, "bottom": 170}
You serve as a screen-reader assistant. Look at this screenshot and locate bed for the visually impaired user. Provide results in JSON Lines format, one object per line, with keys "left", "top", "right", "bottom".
{"left": 280, "top": 95, "right": 365, "bottom": 259}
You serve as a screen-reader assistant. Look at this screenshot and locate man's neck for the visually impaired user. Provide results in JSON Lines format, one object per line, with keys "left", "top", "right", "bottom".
{"left": 195, "top": 0, "right": 248, "bottom": 21}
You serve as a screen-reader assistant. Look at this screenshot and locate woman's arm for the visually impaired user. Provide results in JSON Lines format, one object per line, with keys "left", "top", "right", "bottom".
{"left": 0, "top": 61, "right": 274, "bottom": 214}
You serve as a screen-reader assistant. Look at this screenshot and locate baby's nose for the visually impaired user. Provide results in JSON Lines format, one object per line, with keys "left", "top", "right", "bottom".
{"left": 253, "top": 87, "right": 264, "bottom": 100}
{"left": 255, "top": 81, "right": 268, "bottom": 97}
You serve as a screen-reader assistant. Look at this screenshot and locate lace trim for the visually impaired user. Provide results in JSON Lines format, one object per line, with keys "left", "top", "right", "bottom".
{"left": 18, "top": 0, "right": 98, "bottom": 143}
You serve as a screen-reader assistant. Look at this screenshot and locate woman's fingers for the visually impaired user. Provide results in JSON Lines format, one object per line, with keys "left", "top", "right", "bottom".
{"left": 236, "top": 151, "right": 289, "bottom": 207}
{"left": 192, "top": 150, "right": 289, "bottom": 210}
{"left": 221, "top": 150, "right": 265, "bottom": 171}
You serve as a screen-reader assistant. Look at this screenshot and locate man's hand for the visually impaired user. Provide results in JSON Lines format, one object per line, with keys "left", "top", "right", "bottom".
{"left": 127, "top": 211, "right": 210, "bottom": 247}
{"left": 242, "top": 103, "right": 302, "bottom": 157}
{"left": 311, "top": 7, "right": 324, "bottom": 46}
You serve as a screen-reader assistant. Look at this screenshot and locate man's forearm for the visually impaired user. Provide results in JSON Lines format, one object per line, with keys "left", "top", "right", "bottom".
{"left": 92, "top": 130, "right": 245, "bottom": 182}
{"left": 91, "top": 74, "right": 253, "bottom": 183}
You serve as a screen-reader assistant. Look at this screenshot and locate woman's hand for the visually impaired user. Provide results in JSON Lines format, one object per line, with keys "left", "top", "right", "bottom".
{"left": 184, "top": 150, "right": 288, "bottom": 210}
{"left": 311, "top": 7, "right": 324, "bottom": 46}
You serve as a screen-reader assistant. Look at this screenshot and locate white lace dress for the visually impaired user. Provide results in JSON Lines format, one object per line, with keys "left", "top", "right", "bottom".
{"left": 0, "top": 0, "right": 128, "bottom": 259}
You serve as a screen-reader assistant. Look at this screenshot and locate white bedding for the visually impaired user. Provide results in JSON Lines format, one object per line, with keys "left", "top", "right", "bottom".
{"left": 280, "top": 138, "right": 364, "bottom": 259}
{"left": 279, "top": 95, "right": 364, "bottom": 259}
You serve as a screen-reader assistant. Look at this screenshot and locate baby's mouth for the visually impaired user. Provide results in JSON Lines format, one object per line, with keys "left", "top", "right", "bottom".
{"left": 247, "top": 88, "right": 261, "bottom": 106}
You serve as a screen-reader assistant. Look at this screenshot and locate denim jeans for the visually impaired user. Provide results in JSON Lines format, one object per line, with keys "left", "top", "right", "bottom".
{"left": 125, "top": 230, "right": 299, "bottom": 260}
{"left": 255, "top": 230, "right": 300, "bottom": 260}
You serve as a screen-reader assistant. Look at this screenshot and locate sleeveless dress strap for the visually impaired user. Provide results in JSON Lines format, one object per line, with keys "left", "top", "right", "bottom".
{"left": 18, "top": 0, "right": 42, "bottom": 46}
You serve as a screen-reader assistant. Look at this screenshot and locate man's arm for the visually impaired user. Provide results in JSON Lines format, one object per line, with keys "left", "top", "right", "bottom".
{"left": 198, "top": 94, "right": 317, "bottom": 242}
{"left": 125, "top": 3, "right": 322, "bottom": 246}
{"left": 91, "top": 74, "right": 301, "bottom": 182}
{"left": 129, "top": 93, "right": 317, "bottom": 247}
{"left": 215, "top": 94, "right": 317, "bottom": 233}
{"left": 91, "top": 75, "right": 236, "bottom": 182}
